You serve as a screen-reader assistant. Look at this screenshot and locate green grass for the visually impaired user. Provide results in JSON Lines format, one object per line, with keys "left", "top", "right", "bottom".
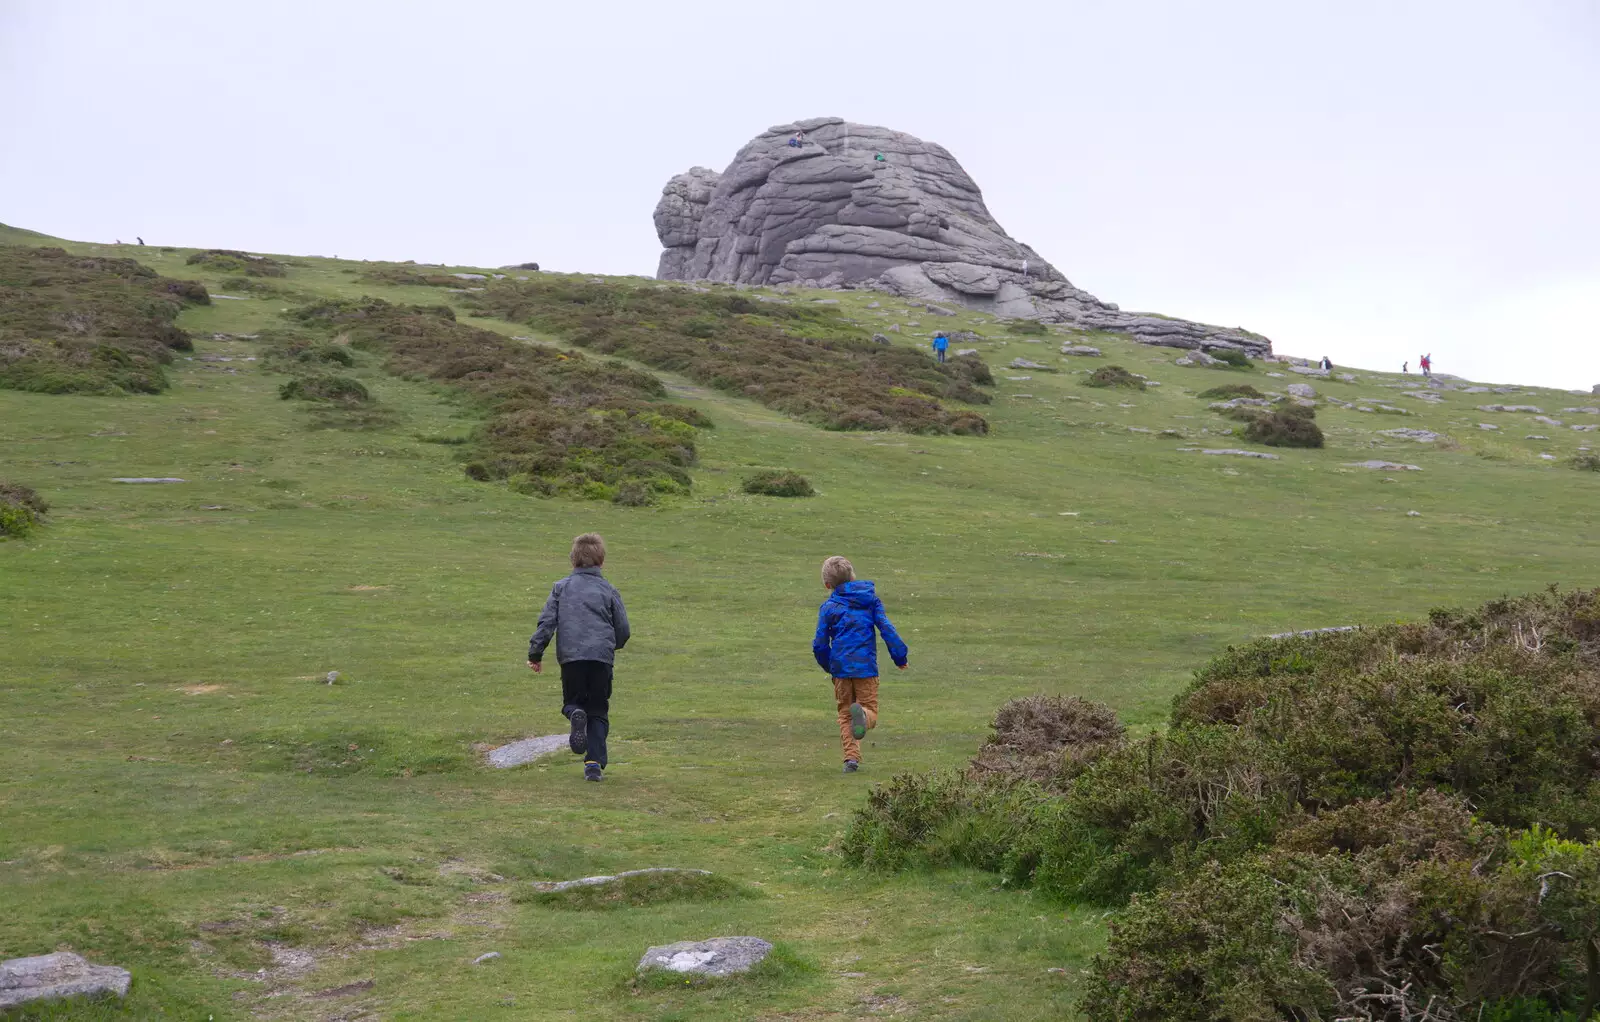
{"left": 2, "top": 226, "right": 1599, "bottom": 1019}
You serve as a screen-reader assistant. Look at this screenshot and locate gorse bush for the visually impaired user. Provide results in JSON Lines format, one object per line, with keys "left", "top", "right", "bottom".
{"left": 462, "top": 276, "right": 991, "bottom": 435}
{"left": 742, "top": 471, "right": 814, "bottom": 497}
{"left": 288, "top": 298, "right": 702, "bottom": 502}
{"left": 843, "top": 587, "right": 1600, "bottom": 1020}
{"left": 185, "top": 249, "right": 287, "bottom": 277}
{"left": 1573, "top": 453, "right": 1600, "bottom": 472}
{"left": 1004, "top": 319, "right": 1050, "bottom": 336}
{"left": 0, "top": 480, "right": 47, "bottom": 538}
{"left": 0, "top": 246, "right": 208, "bottom": 394}
{"left": 1242, "top": 403, "right": 1325, "bottom": 448}
{"left": 1082, "top": 365, "right": 1145, "bottom": 389}
{"left": 1210, "top": 347, "right": 1252, "bottom": 368}
{"left": 278, "top": 374, "right": 371, "bottom": 404}
{"left": 1197, "top": 383, "right": 1265, "bottom": 400}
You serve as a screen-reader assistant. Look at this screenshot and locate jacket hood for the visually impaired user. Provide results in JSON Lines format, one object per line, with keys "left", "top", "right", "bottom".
{"left": 831, "top": 580, "right": 879, "bottom": 609}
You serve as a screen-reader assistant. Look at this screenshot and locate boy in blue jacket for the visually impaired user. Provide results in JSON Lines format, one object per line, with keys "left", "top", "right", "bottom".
{"left": 813, "top": 555, "right": 908, "bottom": 772}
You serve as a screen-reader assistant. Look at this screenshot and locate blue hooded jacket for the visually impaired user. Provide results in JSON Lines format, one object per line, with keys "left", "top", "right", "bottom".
{"left": 813, "top": 580, "right": 909, "bottom": 679}
{"left": 932, "top": 334, "right": 949, "bottom": 351}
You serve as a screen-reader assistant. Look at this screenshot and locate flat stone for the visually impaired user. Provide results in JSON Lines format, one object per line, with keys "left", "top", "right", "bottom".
{"left": 1379, "top": 429, "right": 1444, "bottom": 442}
{"left": 486, "top": 734, "right": 568, "bottom": 768}
{"left": 1286, "top": 382, "right": 1316, "bottom": 398}
{"left": 0, "top": 952, "right": 131, "bottom": 1009}
{"left": 1477, "top": 404, "right": 1543, "bottom": 413}
{"left": 1265, "top": 625, "right": 1358, "bottom": 639}
{"left": 111, "top": 477, "right": 186, "bottom": 483}
{"left": 532, "top": 867, "right": 712, "bottom": 893}
{"left": 1199, "top": 448, "right": 1280, "bottom": 459}
{"left": 1346, "top": 460, "right": 1422, "bottom": 470}
{"left": 451, "top": 272, "right": 487, "bottom": 281}
{"left": 1478, "top": 423, "right": 1500, "bottom": 430}
{"left": 637, "top": 937, "right": 772, "bottom": 977}
{"left": 210, "top": 294, "right": 249, "bottom": 300}
{"left": 1060, "top": 345, "right": 1102, "bottom": 357}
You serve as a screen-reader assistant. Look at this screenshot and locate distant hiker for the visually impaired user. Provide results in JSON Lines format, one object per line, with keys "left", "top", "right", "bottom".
{"left": 1319, "top": 356, "right": 1332, "bottom": 371}
{"left": 788, "top": 130, "right": 806, "bottom": 148}
{"left": 813, "top": 556, "right": 908, "bottom": 773}
{"left": 527, "top": 533, "right": 631, "bottom": 782}
{"left": 1403, "top": 361, "right": 1409, "bottom": 374}
{"left": 136, "top": 236, "right": 145, "bottom": 246}
{"left": 874, "top": 152, "right": 886, "bottom": 162}
{"left": 1420, "top": 353, "right": 1432, "bottom": 378}
{"left": 932, "top": 331, "right": 949, "bottom": 363}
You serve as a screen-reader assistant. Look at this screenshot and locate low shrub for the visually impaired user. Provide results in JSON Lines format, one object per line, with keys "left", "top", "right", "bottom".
{"left": 465, "top": 276, "right": 991, "bottom": 434}
{"left": 288, "top": 297, "right": 702, "bottom": 501}
{"left": 0, "top": 246, "right": 208, "bottom": 395}
{"left": 278, "top": 374, "right": 371, "bottom": 404}
{"left": 1242, "top": 404, "right": 1325, "bottom": 447}
{"left": 742, "top": 470, "right": 814, "bottom": 497}
{"left": 0, "top": 480, "right": 47, "bottom": 538}
{"left": 185, "top": 249, "right": 287, "bottom": 277}
{"left": 1082, "top": 365, "right": 1145, "bottom": 389}
{"left": 969, "top": 695, "right": 1126, "bottom": 789}
{"left": 1004, "top": 319, "right": 1050, "bottom": 336}
{"left": 1573, "top": 453, "right": 1600, "bottom": 472}
{"left": 1210, "top": 347, "right": 1252, "bottom": 368}
{"left": 1197, "top": 383, "right": 1264, "bottom": 400}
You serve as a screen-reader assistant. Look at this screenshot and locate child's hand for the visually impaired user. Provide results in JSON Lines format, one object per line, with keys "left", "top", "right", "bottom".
{"left": 528, "top": 660, "right": 542, "bottom": 673}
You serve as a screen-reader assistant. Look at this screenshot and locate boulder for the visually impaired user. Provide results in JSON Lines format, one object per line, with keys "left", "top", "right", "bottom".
{"left": 1060, "top": 344, "right": 1102, "bottom": 357}
{"left": 1477, "top": 404, "right": 1543, "bottom": 413}
{"left": 637, "top": 937, "right": 772, "bottom": 977}
{"left": 871, "top": 333, "right": 891, "bottom": 345}
{"left": 0, "top": 952, "right": 131, "bottom": 1009}
{"left": 1478, "top": 423, "right": 1500, "bottom": 430}
{"left": 1175, "top": 349, "right": 1220, "bottom": 367}
{"left": 1286, "top": 383, "right": 1316, "bottom": 399}
{"left": 955, "top": 348, "right": 978, "bottom": 356}
{"left": 1534, "top": 416, "right": 1564, "bottom": 427}
{"left": 654, "top": 117, "right": 1271, "bottom": 356}
{"left": 1380, "top": 428, "right": 1444, "bottom": 442}
{"left": 1008, "top": 358, "right": 1053, "bottom": 371}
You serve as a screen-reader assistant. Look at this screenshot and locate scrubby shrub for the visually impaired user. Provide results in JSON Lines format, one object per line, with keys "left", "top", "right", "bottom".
{"left": 844, "top": 588, "right": 1600, "bottom": 1017}
{"left": 465, "top": 277, "right": 991, "bottom": 434}
{"left": 1573, "top": 453, "right": 1600, "bottom": 472}
{"left": 1197, "top": 383, "right": 1265, "bottom": 400}
{"left": 185, "top": 249, "right": 287, "bottom": 277}
{"left": 289, "top": 297, "right": 701, "bottom": 500}
{"left": 1083, "top": 365, "right": 1145, "bottom": 390}
{"left": 0, "top": 481, "right": 47, "bottom": 538}
{"left": 278, "top": 374, "right": 371, "bottom": 404}
{"left": 742, "top": 471, "right": 814, "bottom": 497}
{"left": 970, "top": 695, "right": 1125, "bottom": 789}
{"left": 1243, "top": 404, "right": 1325, "bottom": 447}
{"left": 1210, "top": 347, "right": 1252, "bottom": 368}
{"left": 0, "top": 246, "right": 208, "bottom": 395}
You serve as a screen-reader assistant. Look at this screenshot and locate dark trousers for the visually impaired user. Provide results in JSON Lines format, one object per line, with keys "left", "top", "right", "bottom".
{"left": 561, "top": 660, "right": 612, "bottom": 768}
{"left": 936, "top": 349, "right": 947, "bottom": 363}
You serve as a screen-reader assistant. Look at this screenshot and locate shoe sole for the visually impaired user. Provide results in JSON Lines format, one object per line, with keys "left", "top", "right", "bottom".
{"left": 585, "top": 764, "right": 603, "bottom": 782}
{"left": 849, "top": 702, "right": 867, "bottom": 740}
{"left": 568, "top": 709, "right": 588, "bottom": 755}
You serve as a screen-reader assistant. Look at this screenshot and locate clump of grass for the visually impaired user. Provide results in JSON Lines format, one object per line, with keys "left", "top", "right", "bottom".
{"left": 0, "top": 480, "right": 48, "bottom": 538}
{"left": 515, "top": 869, "right": 747, "bottom": 911}
{"left": 1082, "top": 365, "right": 1145, "bottom": 390}
{"left": 1242, "top": 404, "right": 1324, "bottom": 448}
{"left": 742, "top": 471, "right": 814, "bottom": 497}
{"left": 289, "top": 297, "right": 701, "bottom": 502}
{"left": 1197, "top": 383, "right": 1264, "bottom": 400}
{"left": 1210, "top": 347, "right": 1252, "bottom": 368}
{"left": 0, "top": 246, "right": 208, "bottom": 395}
{"left": 278, "top": 374, "right": 371, "bottom": 405}
{"left": 465, "top": 276, "right": 991, "bottom": 435}
{"left": 1004, "top": 319, "right": 1050, "bottom": 336}
{"left": 185, "top": 249, "right": 287, "bottom": 277}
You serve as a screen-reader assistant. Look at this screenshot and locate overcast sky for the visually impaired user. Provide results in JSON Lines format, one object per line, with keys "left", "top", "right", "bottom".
{"left": 3, "top": 1, "right": 1597, "bottom": 390}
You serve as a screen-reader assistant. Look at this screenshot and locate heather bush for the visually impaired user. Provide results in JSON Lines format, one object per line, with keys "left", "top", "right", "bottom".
{"left": 464, "top": 276, "right": 991, "bottom": 434}
{"left": 1211, "top": 347, "right": 1252, "bottom": 368}
{"left": 185, "top": 248, "right": 287, "bottom": 277}
{"left": 278, "top": 374, "right": 371, "bottom": 404}
{"left": 0, "top": 246, "right": 208, "bottom": 395}
{"left": 742, "top": 471, "right": 814, "bottom": 497}
{"left": 1197, "top": 383, "right": 1265, "bottom": 400}
{"left": 1004, "top": 319, "right": 1049, "bottom": 336}
{"left": 1082, "top": 365, "right": 1145, "bottom": 389}
{"left": 1242, "top": 403, "right": 1325, "bottom": 448}
{"left": 0, "top": 480, "right": 47, "bottom": 538}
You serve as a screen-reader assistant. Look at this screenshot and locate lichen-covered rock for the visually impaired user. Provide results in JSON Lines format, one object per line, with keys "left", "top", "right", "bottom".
{"left": 655, "top": 117, "right": 1270, "bottom": 357}
{"left": 637, "top": 937, "right": 771, "bottom": 977}
{"left": 0, "top": 952, "right": 131, "bottom": 1008}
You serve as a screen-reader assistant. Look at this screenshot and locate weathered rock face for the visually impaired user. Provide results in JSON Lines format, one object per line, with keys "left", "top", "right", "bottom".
{"left": 655, "top": 117, "right": 1271, "bottom": 356}
{"left": 0, "top": 952, "right": 131, "bottom": 1009}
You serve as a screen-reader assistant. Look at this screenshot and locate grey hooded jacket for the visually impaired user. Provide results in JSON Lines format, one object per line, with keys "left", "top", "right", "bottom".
{"left": 528, "top": 567, "right": 631, "bottom": 665}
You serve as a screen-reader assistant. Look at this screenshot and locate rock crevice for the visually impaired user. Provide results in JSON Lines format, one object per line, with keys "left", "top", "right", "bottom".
{"left": 655, "top": 117, "right": 1270, "bottom": 357}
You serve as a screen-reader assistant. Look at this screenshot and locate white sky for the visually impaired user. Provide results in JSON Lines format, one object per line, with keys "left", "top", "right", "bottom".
{"left": 3, "top": 0, "right": 1597, "bottom": 390}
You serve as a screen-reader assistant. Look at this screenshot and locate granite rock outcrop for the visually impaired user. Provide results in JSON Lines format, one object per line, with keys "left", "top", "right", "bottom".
{"left": 655, "top": 117, "right": 1270, "bottom": 356}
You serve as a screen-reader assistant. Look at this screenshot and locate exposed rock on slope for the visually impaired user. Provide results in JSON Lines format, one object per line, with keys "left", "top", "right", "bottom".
{"left": 655, "top": 117, "right": 1270, "bottom": 356}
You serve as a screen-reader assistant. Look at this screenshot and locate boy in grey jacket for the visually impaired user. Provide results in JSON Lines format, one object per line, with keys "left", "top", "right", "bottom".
{"left": 527, "top": 533, "right": 630, "bottom": 781}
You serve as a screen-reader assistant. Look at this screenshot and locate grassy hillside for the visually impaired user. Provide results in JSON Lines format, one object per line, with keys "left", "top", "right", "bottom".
{"left": 2, "top": 224, "right": 1598, "bottom": 1021}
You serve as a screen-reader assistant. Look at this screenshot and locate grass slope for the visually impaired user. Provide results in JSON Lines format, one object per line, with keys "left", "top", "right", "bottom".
{"left": 1, "top": 226, "right": 1599, "bottom": 1020}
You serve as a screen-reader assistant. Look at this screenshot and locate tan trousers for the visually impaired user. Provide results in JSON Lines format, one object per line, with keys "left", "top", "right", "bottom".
{"left": 832, "top": 676, "right": 879, "bottom": 762}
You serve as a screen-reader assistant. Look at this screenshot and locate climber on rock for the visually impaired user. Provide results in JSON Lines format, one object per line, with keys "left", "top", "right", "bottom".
{"left": 788, "top": 130, "right": 806, "bottom": 148}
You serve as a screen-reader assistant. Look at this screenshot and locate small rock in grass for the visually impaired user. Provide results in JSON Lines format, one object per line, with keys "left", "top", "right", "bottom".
{"left": 324, "top": 671, "right": 339, "bottom": 684}
{"left": 1478, "top": 423, "right": 1499, "bottom": 430}
{"left": 1346, "top": 460, "right": 1422, "bottom": 471}
{"left": 1527, "top": 435, "right": 1550, "bottom": 440}
{"left": 637, "top": 937, "right": 771, "bottom": 977}
{"left": 1199, "top": 448, "right": 1280, "bottom": 459}
{"left": 487, "top": 734, "right": 569, "bottom": 768}
{"left": 1407, "top": 510, "right": 1422, "bottom": 517}
{"left": 0, "top": 952, "right": 131, "bottom": 1009}
{"left": 474, "top": 952, "right": 502, "bottom": 965}
{"left": 111, "top": 477, "right": 186, "bottom": 483}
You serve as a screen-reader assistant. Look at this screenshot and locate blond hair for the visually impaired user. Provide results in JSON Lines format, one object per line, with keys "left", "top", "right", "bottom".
{"left": 820, "top": 555, "right": 855, "bottom": 588}
{"left": 570, "top": 532, "right": 606, "bottom": 569}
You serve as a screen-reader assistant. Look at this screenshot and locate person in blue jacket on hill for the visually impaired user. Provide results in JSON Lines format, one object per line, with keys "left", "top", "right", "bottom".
{"left": 813, "top": 555, "right": 908, "bottom": 773}
{"left": 931, "top": 331, "right": 949, "bottom": 363}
